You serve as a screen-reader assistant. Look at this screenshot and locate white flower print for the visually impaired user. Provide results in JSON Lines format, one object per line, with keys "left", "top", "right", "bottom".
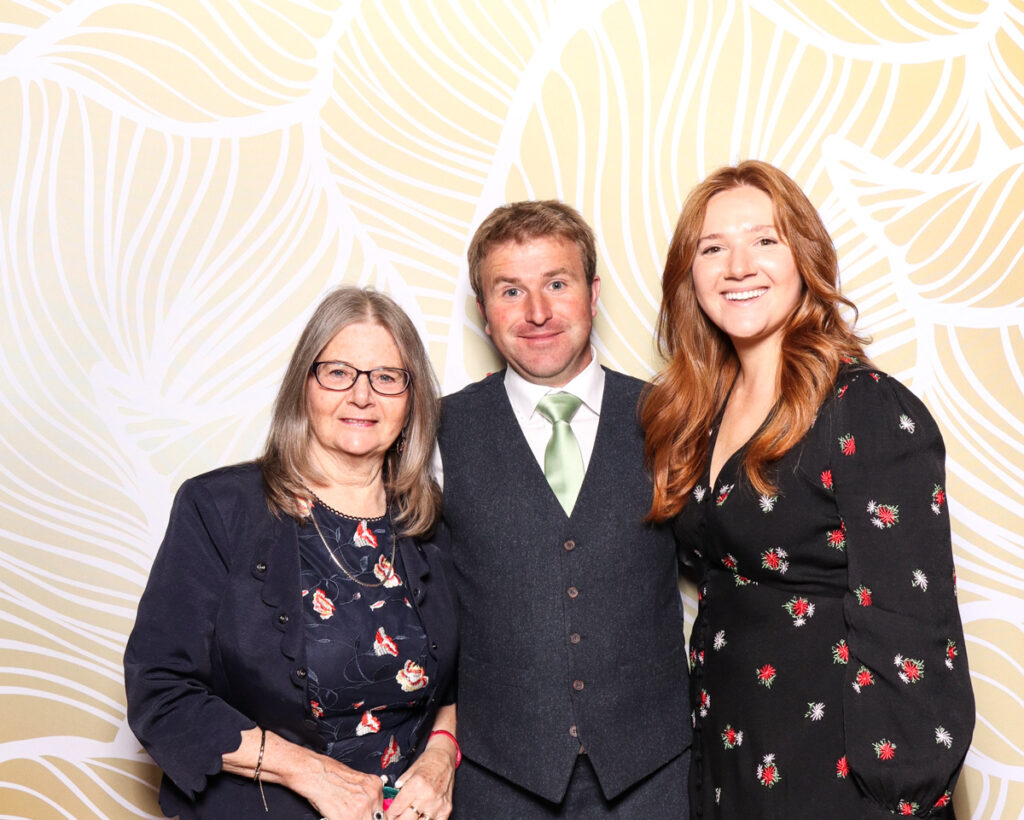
{"left": 758, "top": 494, "right": 777, "bottom": 512}
{"left": 713, "top": 630, "right": 727, "bottom": 651}
{"left": 935, "top": 726, "right": 953, "bottom": 749}
{"left": 805, "top": 702, "right": 825, "bottom": 721}
{"left": 899, "top": 414, "right": 916, "bottom": 433}
{"left": 912, "top": 569, "right": 928, "bottom": 591}
{"left": 693, "top": 484, "right": 707, "bottom": 502}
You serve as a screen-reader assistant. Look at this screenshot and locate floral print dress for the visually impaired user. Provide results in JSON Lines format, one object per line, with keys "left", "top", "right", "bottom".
{"left": 298, "top": 504, "right": 434, "bottom": 785}
{"left": 674, "top": 366, "right": 974, "bottom": 818}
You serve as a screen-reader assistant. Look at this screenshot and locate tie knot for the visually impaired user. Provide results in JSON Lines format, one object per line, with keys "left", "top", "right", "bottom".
{"left": 536, "top": 392, "right": 583, "bottom": 425}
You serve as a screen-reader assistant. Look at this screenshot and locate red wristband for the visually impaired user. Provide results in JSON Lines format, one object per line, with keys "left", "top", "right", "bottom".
{"left": 429, "top": 729, "right": 461, "bottom": 768}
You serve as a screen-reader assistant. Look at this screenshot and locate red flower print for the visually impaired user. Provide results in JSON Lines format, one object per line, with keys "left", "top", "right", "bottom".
{"left": 946, "top": 639, "right": 958, "bottom": 670}
{"left": 840, "top": 355, "right": 859, "bottom": 364}
{"left": 854, "top": 586, "right": 872, "bottom": 607}
{"left": 826, "top": 524, "right": 846, "bottom": 550}
{"left": 870, "top": 372, "right": 880, "bottom": 381}
{"left": 934, "top": 791, "right": 952, "bottom": 807}
{"left": 369, "top": 600, "right": 385, "bottom": 610}
{"left": 356, "top": 710, "right": 381, "bottom": 735}
{"left": 820, "top": 469, "right": 833, "bottom": 490}
{"left": 380, "top": 735, "right": 401, "bottom": 769}
{"left": 311, "top": 589, "right": 335, "bottom": 620}
{"left": 932, "top": 484, "right": 946, "bottom": 515}
{"left": 310, "top": 701, "right": 323, "bottom": 719}
{"left": 354, "top": 520, "right": 378, "bottom": 548}
{"left": 374, "top": 555, "right": 402, "bottom": 587}
{"left": 783, "top": 596, "right": 815, "bottom": 627}
{"left": 897, "top": 799, "right": 919, "bottom": 815}
{"left": 835, "top": 756, "right": 849, "bottom": 778}
{"left": 722, "top": 553, "right": 738, "bottom": 570}
{"left": 756, "top": 664, "right": 777, "bottom": 688}
{"left": 721, "top": 724, "right": 743, "bottom": 749}
{"left": 894, "top": 654, "right": 924, "bottom": 685}
{"left": 699, "top": 689, "right": 711, "bottom": 717}
{"left": 373, "top": 626, "right": 399, "bottom": 657}
{"left": 867, "top": 500, "right": 900, "bottom": 529}
{"left": 832, "top": 640, "right": 849, "bottom": 665}
{"left": 761, "top": 548, "right": 788, "bottom": 573}
{"left": 837, "top": 384, "right": 848, "bottom": 399}
{"left": 715, "top": 483, "right": 734, "bottom": 506}
{"left": 852, "top": 665, "right": 874, "bottom": 693}
{"left": 873, "top": 738, "right": 897, "bottom": 760}
{"left": 396, "top": 660, "right": 429, "bottom": 692}
{"left": 838, "top": 434, "right": 856, "bottom": 456}
{"left": 756, "top": 753, "right": 780, "bottom": 788}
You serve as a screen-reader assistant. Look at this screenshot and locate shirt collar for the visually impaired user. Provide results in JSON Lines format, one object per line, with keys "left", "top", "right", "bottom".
{"left": 504, "top": 348, "right": 605, "bottom": 420}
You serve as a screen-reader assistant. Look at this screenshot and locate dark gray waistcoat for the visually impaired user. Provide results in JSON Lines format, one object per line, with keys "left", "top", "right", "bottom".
{"left": 438, "top": 368, "right": 691, "bottom": 803}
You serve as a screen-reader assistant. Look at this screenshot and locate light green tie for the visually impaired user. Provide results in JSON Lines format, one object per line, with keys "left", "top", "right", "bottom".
{"left": 535, "top": 392, "right": 585, "bottom": 515}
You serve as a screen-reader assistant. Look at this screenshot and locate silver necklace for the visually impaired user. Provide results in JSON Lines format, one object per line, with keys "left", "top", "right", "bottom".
{"left": 307, "top": 499, "right": 398, "bottom": 589}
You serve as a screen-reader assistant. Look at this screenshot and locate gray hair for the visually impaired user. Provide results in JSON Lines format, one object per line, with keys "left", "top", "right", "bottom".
{"left": 259, "top": 287, "right": 440, "bottom": 536}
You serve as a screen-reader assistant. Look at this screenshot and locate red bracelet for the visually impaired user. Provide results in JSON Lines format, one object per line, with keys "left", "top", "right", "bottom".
{"left": 429, "top": 729, "right": 462, "bottom": 768}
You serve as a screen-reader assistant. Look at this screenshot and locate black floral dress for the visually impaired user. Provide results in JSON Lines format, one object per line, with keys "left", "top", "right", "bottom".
{"left": 298, "top": 505, "right": 434, "bottom": 786}
{"left": 675, "top": 366, "right": 974, "bottom": 818}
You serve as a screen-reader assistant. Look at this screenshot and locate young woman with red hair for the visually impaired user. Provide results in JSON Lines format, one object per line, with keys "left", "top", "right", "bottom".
{"left": 642, "top": 161, "right": 973, "bottom": 818}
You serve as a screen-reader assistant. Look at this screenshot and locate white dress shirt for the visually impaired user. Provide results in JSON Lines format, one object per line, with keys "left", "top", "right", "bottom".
{"left": 433, "top": 351, "right": 606, "bottom": 487}
{"left": 502, "top": 353, "right": 605, "bottom": 474}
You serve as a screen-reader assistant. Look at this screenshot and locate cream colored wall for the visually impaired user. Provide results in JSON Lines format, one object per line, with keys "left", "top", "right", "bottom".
{"left": 1, "top": 1, "right": 1021, "bottom": 818}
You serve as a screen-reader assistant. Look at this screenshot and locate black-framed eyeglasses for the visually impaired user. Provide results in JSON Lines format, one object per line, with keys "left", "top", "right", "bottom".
{"left": 310, "top": 361, "right": 412, "bottom": 395}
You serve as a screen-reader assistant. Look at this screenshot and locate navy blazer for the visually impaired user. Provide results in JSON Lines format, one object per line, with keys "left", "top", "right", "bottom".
{"left": 124, "top": 463, "right": 457, "bottom": 819}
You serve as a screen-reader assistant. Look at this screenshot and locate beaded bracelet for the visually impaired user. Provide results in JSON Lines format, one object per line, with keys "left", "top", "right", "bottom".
{"left": 429, "top": 729, "right": 462, "bottom": 768}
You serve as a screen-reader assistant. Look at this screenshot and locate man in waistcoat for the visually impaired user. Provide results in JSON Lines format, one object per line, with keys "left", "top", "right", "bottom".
{"left": 437, "top": 200, "right": 691, "bottom": 817}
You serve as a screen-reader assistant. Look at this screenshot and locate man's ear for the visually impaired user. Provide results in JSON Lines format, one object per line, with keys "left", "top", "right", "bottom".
{"left": 589, "top": 275, "right": 601, "bottom": 317}
{"left": 477, "top": 299, "right": 490, "bottom": 334}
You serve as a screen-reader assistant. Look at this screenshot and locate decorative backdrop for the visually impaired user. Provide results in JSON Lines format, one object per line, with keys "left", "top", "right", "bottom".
{"left": 1, "top": 1, "right": 1022, "bottom": 818}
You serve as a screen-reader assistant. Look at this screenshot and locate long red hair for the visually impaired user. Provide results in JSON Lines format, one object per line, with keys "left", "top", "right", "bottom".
{"left": 642, "top": 160, "right": 870, "bottom": 520}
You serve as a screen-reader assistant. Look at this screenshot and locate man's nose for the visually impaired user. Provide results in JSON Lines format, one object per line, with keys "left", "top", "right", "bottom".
{"left": 524, "top": 292, "right": 552, "bottom": 323}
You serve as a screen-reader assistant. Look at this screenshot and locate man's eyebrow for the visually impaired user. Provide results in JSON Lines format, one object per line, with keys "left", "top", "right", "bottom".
{"left": 489, "top": 267, "right": 574, "bottom": 286}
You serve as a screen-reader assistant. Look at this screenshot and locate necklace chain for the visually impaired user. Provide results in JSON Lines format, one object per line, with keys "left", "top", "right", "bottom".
{"left": 307, "top": 499, "right": 397, "bottom": 589}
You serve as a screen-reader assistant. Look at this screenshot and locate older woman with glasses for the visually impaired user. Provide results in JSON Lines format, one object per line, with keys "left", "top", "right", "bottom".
{"left": 125, "top": 288, "right": 459, "bottom": 820}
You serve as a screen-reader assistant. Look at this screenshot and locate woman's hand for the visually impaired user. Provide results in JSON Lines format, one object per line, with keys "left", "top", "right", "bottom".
{"left": 295, "top": 753, "right": 385, "bottom": 820}
{"left": 222, "top": 728, "right": 384, "bottom": 820}
{"left": 385, "top": 740, "right": 456, "bottom": 820}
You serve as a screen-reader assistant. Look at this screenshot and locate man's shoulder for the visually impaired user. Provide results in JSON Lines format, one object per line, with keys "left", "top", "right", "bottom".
{"left": 442, "top": 370, "right": 506, "bottom": 409}
{"left": 601, "top": 367, "right": 647, "bottom": 401}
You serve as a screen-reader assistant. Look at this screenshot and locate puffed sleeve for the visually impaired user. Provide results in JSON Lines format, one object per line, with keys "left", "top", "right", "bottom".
{"left": 124, "top": 476, "right": 256, "bottom": 798}
{"left": 830, "top": 369, "right": 974, "bottom": 815}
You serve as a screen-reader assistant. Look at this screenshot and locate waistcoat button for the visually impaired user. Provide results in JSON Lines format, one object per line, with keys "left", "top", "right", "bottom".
{"left": 569, "top": 632, "right": 581, "bottom": 644}
{"left": 573, "top": 679, "right": 584, "bottom": 691}
{"left": 567, "top": 586, "right": 579, "bottom": 599}
{"left": 563, "top": 539, "right": 575, "bottom": 551}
